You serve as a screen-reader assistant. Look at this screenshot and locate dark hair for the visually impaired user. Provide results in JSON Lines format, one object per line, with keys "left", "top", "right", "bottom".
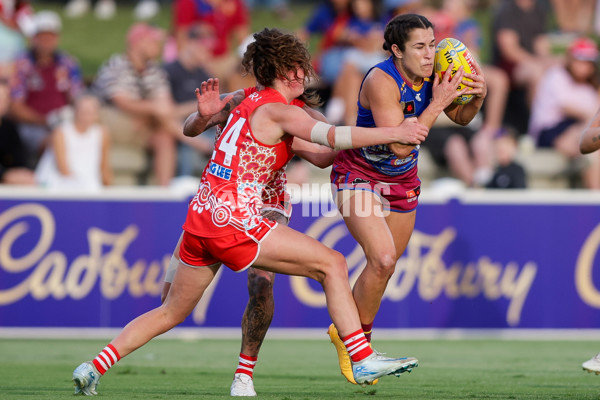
{"left": 383, "top": 14, "right": 433, "bottom": 54}
{"left": 297, "top": 89, "right": 322, "bottom": 108}
{"left": 242, "top": 28, "right": 316, "bottom": 89}
{"left": 566, "top": 59, "right": 599, "bottom": 90}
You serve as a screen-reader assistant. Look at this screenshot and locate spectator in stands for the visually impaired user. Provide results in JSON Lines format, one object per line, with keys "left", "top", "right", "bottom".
{"left": 9, "top": 10, "right": 84, "bottom": 170}
{"left": 486, "top": 130, "right": 527, "bottom": 189}
{"left": 171, "top": 0, "right": 249, "bottom": 88}
{"left": 528, "top": 37, "right": 600, "bottom": 189}
{"left": 298, "top": 0, "right": 350, "bottom": 43}
{"left": 0, "top": 0, "right": 34, "bottom": 78}
{"left": 35, "top": 93, "right": 112, "bottom": 190}
{"left": 297, "top": 0, "right": 351, "bottom": 91}
{"left": 550, "top": 0, "right": 595, "bottom": 35}
{"left": 384, "top": 0, "right": 434, "bottom": 20}
{"left": 0, "top": 78, "right": 35, "bottom": 185}
{"left": 92, "top": 22, "right": 180, "bottom": 186}
{"left": 420, "top": 113, "right": 480, "bottom": 187}
{"left": 491, "top": 0, "right": 556, "bottom": 134}
{"left": 423, "top": 0, "right": 510, "bottom": 187}
{"left": 245, "top": 0, "right": 290, "bottom": 19}
{"left": 164, "top": 24, "right": 216, "bottom": 177}
{"left": 324, "top": 0, "right": 386, "bottom": 125}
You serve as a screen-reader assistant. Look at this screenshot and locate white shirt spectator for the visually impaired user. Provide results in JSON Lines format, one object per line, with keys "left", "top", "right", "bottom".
{"left": 529, "top": 65, "right": 599, "bottom": 140}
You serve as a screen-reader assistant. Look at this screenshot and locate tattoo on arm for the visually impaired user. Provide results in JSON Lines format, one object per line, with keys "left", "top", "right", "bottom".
{"left": 210, "top": 92, "right": 245, "bottom": 128}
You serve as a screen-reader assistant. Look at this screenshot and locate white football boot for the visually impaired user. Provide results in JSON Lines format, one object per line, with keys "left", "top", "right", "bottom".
{"left": 583, "top": 353, "right": 600, "bottom": 374}
{"left": 230, "top": 373, "right": 257, "bottom": 397}
{"left": 352, "top": 353, "right": 418, "bottom": 386}
{"left": 73, "top": 361, "right": 101, "bottom": 396}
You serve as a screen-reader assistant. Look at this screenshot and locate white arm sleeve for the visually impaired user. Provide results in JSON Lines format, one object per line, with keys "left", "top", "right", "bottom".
{"left": 310, "top": 121, "right": 333, "bottom": 146}
{"left": 333, "top": 126, "right": 353, "bottom": 150}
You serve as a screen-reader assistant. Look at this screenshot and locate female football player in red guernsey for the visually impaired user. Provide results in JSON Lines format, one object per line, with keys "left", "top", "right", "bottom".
{"left": 161, "top": 80, "right": 339, "bottom": 397}
{"left": 72, "top": 27, "right": 431, "bottom": 395}
{"left": 328, "top": 14, "right": 488, "bottom": 384}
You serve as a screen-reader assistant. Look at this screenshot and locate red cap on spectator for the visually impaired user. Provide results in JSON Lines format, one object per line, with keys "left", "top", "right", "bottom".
{"left": 127, "top": 22, "right": 165, "bottom": 46}
{"left": 569, "top": 37, "right": 599, "bottom": 62}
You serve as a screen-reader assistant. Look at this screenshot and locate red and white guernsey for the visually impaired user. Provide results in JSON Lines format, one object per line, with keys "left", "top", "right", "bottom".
{"left": 183, "top": 87, "right": 295, "bottom": 240}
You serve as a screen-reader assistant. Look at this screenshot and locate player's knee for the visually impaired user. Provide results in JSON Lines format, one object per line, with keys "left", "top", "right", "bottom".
{"left": 323, "top": 250, "right": 349, "bottom": 281}
{"left": 159, "top": 305, "right": 188, "bottom": 327}
{"left": 247, "top": 273, "right": 274, "bottom": 298}
{"left": 368, "top": 250, "right": 397, "bottom": 278}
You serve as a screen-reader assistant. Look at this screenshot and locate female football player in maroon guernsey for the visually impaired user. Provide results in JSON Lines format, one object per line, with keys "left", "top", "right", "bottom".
{"left": 327, "top": 13, "right": 487, "bottom": 384}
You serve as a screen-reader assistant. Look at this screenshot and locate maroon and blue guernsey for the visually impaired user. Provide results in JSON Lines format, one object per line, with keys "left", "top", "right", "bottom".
{"left": 331, "top": 56, "right": 432, "bottom": 212}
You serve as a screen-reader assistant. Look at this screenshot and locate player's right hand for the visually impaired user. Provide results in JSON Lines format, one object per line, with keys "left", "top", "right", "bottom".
{"left": 395, "top": 117, "right": 429, "bottom": 145}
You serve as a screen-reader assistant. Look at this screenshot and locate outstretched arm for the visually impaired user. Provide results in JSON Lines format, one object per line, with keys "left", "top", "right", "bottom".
{"left": 183, "top": 78, "right": 242, "bottom": 137}
{"left": 292, "top": 106, "right": 338, "bottom": 168}
{"left": 580, "top": 108, "right": 600, "bottom": 154}
{"left": 265, "top": 103, "right": 428, "bottom": 150}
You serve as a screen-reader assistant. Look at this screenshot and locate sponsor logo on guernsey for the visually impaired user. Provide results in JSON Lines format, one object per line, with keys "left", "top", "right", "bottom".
{"left": 352, "top": 178, "right": 371, "bottom": 184}
{"left": 406, "top": 186, "right": 421, "bottom": 202}
{"left": 208, "top": 161, "right": 232, "bottom": 180}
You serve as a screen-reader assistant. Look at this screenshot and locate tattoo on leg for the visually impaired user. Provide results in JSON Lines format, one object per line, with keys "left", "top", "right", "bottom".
{"left": 241, "top": 272, "right": 275, "bottom": 355}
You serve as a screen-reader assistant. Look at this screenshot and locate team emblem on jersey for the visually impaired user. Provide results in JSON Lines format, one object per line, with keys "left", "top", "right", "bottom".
{"left": 415, "top": 93, "right": 422, "bottom": 102}
{"left": 402, "top": 100, "right": 415, "bottom": 115}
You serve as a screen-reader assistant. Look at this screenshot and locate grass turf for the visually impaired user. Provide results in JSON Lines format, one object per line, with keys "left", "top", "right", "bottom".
{"left": 0, "top": 337, "right": 598, "bottom": 399}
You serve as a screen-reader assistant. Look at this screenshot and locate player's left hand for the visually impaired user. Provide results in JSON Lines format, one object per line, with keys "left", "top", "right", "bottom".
{"left": 461, "top": 58, "right": 487, "bottom": 100}
{"left": 196, "top": 78, "right": 234, "bottom": 117}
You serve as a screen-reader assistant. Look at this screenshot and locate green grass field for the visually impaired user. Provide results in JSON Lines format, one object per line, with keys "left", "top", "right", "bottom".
{"left": 0, "top": 337, "right": 599, "bottom": 399}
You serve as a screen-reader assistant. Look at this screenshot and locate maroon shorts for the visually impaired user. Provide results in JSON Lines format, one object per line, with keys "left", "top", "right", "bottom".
{"left": 331, "top": 165, "right": 421, "bottom": 213}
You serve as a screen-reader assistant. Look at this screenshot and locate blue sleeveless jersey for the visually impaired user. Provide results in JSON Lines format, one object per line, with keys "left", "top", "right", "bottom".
{"left": 348, "top": 56, "right": 432, "bottom": 177}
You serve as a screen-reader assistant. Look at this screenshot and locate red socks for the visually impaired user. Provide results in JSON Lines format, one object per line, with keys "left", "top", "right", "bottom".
{"left": 235, "top": 353, "right": 257, "bottom": 378}
{"left": 342, "top": 329, "right": 373, "bottom": 362}
{"left": 92, "top": 344, "right": 121, "bottom": 375}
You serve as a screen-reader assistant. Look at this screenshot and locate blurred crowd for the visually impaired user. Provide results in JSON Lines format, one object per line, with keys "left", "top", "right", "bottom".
{"left": 1, "top": 0, "right": 600, "bottom": 190}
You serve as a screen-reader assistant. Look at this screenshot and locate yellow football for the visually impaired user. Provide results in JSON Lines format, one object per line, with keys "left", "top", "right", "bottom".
{"left": 434, "top": 37, "right": 477, "bottom": 105}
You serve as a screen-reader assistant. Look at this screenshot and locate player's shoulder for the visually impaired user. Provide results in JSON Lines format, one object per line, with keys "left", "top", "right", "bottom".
{"left": 363, "top": 66, "right": 397, "bottom": 89}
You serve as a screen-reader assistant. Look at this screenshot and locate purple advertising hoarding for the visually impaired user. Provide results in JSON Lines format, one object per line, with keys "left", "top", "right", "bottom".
{"left": 1, "top": 188, "right": 600, "bottom": 329}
